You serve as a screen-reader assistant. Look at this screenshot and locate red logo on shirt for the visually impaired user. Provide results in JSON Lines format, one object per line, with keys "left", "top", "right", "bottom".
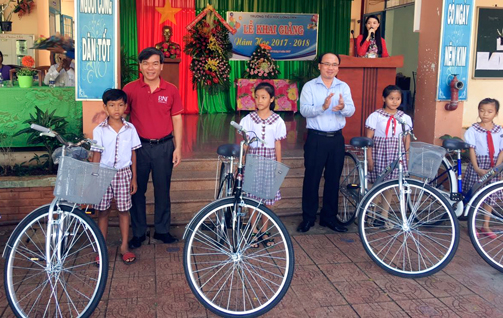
{"left": 158, "top": 96, "right": 169, "bottom": 104}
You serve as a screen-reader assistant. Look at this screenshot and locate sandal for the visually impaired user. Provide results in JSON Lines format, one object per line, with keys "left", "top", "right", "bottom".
{"left": 480, "top": 228, "right": 497, "bottom": 240}
{"left": 250, "top": 232, "right": 260, "bottom": 248}
{"left": 121, "top": 252, "right": 137, "bottom": 265}
{"left": 261, "top": 232, "right": 274, "bottom": 248}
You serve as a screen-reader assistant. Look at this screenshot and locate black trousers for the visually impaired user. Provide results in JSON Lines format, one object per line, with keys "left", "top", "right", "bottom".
{"left": 130, "top": 139, "right": 174, "bottom": 237}
{"left": 302, "top": 130, "right": 345, "bottom": 224}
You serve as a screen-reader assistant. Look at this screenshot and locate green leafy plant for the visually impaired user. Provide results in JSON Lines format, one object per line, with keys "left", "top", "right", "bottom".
{"left": 14, "top": 106, "right": 69, "bottom": 172}
{"left": 29, "top": 153, "right": 50, "bottom": 169}
{"left": 17, "top": 67, "right": 37, "bottom": 76}
{"left": 291, "top": 56, "right": 320, "bottom": 93}
{"left": 121, "top": 47, "right": 139, "bottom": 87}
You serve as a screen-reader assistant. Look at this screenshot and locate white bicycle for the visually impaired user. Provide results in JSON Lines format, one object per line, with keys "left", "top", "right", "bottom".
{"left": 3, "top": 124, "right": 116, "bottom": 318}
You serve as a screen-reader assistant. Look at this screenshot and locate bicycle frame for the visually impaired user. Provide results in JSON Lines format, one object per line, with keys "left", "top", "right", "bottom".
{"left": 431, "top": 149, "right": 503, "bottom": 217}
{"left": 184, "top": 124, "right": 264, "bottom": 240}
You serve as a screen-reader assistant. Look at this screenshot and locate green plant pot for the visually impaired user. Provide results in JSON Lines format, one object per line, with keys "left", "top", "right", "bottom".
{"left": 18, "top": 76, "right": 33, "bottom": 88}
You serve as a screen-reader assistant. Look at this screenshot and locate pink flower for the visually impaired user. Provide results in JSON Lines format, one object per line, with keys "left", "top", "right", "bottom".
{"left": 240, "top": 95, "right": 255, "bottom": 109}
{"left": 276, "top": 96, "right": 291, "bottom": 109}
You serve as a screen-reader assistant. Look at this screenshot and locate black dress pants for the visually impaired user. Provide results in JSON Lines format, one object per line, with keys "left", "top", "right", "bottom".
{"left": 130, "top": 139, "right": 174, "bottom": 237}
{"left": 301, "top": 130, "right": 345, "bottom": 224}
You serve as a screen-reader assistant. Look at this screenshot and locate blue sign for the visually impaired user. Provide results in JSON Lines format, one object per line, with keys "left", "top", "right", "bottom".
{"left": 226, "top": 12, "right": 319, "bottom": 61}
{"left": 75, "top": 0, "right": 118, "bottom": 100}
{"left": 437, "top": 0, "right": 474, "bottom": 101}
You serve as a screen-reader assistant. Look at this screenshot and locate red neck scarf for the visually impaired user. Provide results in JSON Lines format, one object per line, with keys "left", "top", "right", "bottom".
{"left": 487, "top": 131, "right": 495, "bottom": 167}
{"left": 385, "top": 115, "right": 397, "bottom": 137}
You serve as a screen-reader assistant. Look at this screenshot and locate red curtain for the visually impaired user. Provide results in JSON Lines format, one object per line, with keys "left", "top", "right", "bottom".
{"left": 136, "top": 0, "right": 198, "bottom": 113}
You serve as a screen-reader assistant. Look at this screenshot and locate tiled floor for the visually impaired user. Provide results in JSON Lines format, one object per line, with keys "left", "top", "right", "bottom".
{"left": 0, "top": 219, "right": 502, "bottom": 317}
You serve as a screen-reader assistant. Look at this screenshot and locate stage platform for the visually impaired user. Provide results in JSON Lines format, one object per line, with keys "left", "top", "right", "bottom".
{"left": 180, "top": 112, "right": 306, "bottom": 159}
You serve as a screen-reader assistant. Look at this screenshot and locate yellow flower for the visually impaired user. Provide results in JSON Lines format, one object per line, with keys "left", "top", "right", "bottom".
{"left": 259, "top": 62, "right": 270, "bottom": 71}
{"left": 205, "top": 58, "right": 219, "bottom": 71}
{"left": 208, "top": 36, "right": 223, "bottom": 55}
{"left": 287, "top": 87, "right": 297, "bottom": 101}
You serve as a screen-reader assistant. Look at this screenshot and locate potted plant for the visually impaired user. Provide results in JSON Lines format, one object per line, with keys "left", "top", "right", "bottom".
{"left": 17, "top": 55, "right": 37, "bottom": 88}
{"left": 0, "top": 0, "right": 15, "bottom": 31}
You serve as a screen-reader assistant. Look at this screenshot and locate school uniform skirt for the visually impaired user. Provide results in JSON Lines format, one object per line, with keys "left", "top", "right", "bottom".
{"left": 246, "top": 147, "right": 281, "bottom": 206}
{"left": 463, "top": 155, "right": 503, "bottom": 205}
{"left": 368, "top": 136, "right": 408, "bottom": 183}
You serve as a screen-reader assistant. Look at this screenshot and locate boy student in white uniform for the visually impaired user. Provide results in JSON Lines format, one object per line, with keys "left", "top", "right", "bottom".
{"left": 91, "top": 89, "right": 142, "bottom": 265}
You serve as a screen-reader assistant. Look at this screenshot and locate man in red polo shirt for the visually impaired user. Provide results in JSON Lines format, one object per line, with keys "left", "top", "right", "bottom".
{"left": 124, "top": 47, "right": 183, "bottom": 248}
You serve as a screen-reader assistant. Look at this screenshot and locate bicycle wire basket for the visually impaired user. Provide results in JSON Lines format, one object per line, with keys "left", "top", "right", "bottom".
{"left": 408, "top": 142, "right": 446, "bottom": 180}
{"left": 53, "top": 157, "right": 118, "bottom": 204}
{"left": 243, "top": 154, "right": 290, "bottom": 200}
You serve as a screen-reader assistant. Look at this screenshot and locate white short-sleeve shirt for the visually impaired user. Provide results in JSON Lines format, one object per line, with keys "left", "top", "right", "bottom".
{"left": 239, "top": 112, "right": 287, "bottom": 149}
{"left": 464, "top": 123, "right": 503, "bottom": 157}
{"left": 91, "top": 118, "right": 142, "bottom": 169}
{"left": 365, "top": 109, "right": 412, "bottom": 137}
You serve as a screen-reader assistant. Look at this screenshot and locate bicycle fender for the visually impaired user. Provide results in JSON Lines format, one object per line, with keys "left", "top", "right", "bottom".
{"left": 182, "top": 197, "right": 264, "bottom": 240}
{"left": 2, "top": 202, "right": 75, "bottom": 258}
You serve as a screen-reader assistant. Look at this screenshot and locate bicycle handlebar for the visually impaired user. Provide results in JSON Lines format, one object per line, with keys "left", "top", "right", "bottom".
{"left": 31, "top": 124, "right": 52, "bottom": 133}
{"left": 230, "top": 121, "right": 266, "bottom": 145}
{"left": 30, "top": 124, "right": 102, "bottom": 149}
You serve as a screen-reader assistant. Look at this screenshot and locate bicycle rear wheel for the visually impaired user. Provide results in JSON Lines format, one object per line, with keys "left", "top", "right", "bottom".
{"left": 337, "top": 152, "right": 361, "bottom": 226}
{"left": 468, "top": 183, "right": 503, "bottom": 272}
{"left": 184, "top": 197, "right": 294, "bottom": 317}
{"left": 358, "top": 179, "right": 459, "bottom": 278}
{"left": 4, "top": 204, "right": 108, "bottom": 318}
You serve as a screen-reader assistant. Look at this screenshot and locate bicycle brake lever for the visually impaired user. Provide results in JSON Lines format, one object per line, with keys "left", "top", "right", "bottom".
{"left": 40, "top": 132, "right": 56, "bottom": 137}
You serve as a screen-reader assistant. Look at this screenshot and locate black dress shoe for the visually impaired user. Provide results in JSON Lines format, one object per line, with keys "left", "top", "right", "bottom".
{"left": 297, "top": 220, "right": 315, "bottom": 233}
{"left": 153, "top": 232, "right": 179, "bottom": 244}
{"left": 128, "top": 234, "right": 146, "bottom": 249}
{"left": 319, "top": 220, "right": 348, "bottom": 233}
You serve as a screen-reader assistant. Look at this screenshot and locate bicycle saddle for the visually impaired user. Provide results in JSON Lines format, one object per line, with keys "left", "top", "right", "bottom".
{"left": 350, "top": 137, "right": 374, "bottom": 148}
{"left": 442, "top": 139, "right": 470, "bottom": 150}
{"left": 217, "top": 144, "right": 240, "bottom": 157}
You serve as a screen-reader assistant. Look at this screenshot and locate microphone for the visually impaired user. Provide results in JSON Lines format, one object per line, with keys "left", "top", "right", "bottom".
{"left": 370, "top": 28, "right": 375, "bottom": 40}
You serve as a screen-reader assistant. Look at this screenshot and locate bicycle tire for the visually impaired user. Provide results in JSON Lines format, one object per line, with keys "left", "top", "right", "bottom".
{"left": 4, "top": 204, "right": 108, "bottom": 318}
{"left": 358, "top": 178, "right": 459, "bottom": 278}
{"left": 337, "top": 152, "right": 361, "bottom": 226}
{"left": 183, "top": 197, "right": 294, "bottom": 317}
{"left": 468, "top": 183, "right": 503, "bottom": 272}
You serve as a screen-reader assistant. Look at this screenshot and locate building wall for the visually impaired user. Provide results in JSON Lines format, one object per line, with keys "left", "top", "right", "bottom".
{"left": 463, "top": 0, "right": 503, "bottom": 128}
{"left": 2, "top": 0, "right": 49, "bottom": 66}
{"left": 61, "top": 0, "right": 75, "bottom": 17}
{"left": 351, "top": 0, "right": 362, "bottom": 37}
{"left": 365, "top": 0, "right": 385, "bottom": 14}
{"left": 385, "top": 5, "right": 419, "bottom": 92}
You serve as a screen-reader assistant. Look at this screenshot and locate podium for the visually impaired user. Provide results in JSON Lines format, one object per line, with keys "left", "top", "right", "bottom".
{"left": 160, "top": 58, "right": 181, "bottom": 88}
{"left": 337, "top": 55, "right": 404, "bottom": 141}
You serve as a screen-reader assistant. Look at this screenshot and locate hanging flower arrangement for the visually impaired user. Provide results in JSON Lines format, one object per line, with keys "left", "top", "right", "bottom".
{"left": 13, "top": 0, "right": 35, "bottom": 18}
{"left": 184, "top": 10, "right": 233, "bottom": 95}
{"left": 243, "top": 43, "right": 280, "bottom": 80}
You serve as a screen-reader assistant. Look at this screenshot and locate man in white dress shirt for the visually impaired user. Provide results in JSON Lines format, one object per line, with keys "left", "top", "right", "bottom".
{"left": 43, "top": 53, "right": 75, "bottom": 87}
{"left": 297, "top": 52, "right": 356, "bottom": 233}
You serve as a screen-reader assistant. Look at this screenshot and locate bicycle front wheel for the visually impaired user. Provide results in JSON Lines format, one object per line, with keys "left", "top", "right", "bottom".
{"left": 358, "top": 179, "right": 459, "bottom": 278}
{"left": 183, "top": 197, "right": 294, "bottom": 317}
{"left": 468, "top": 183, "right": 503, "bottom": 272}
{"left": 4, "top": 204, "right": 108, "bottom": 318}
{"left": 337, "top": 152, "right": 361, "bottom": 226}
